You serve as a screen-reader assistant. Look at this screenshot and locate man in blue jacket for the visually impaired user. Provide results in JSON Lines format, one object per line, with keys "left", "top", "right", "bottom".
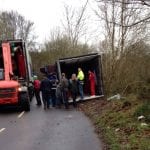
{"left": 48, "top": 72, "right": 57, "bottom": 107}
{"left": 40, "top": 74, "right": 52, "bottom": 110}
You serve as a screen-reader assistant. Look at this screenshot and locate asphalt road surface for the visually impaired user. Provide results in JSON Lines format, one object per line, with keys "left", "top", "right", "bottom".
{"left": 0, "top": 99, "right": 102, "bottom": 150}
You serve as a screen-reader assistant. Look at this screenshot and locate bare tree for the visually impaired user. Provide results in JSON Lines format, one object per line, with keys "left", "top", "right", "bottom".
{"left": 61, "top": 0, "right": 89, "bottom": 47}
{"left": 94, "top": 0, "right": 150, "bottom": 94}
{"left": 0, "top": 11, "right": 36, "bottom": 49}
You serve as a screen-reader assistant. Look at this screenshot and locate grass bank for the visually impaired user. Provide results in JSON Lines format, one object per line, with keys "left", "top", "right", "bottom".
{"left": 79, "top": 95, "right": 150, "bottom": 150}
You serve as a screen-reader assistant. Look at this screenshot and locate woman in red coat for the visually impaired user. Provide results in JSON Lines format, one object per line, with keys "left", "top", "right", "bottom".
{"left": 88, "top": 70, "right": 95, "bottom": 96}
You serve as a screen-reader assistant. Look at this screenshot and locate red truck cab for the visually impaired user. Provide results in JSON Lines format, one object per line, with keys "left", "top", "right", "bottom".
{"left": 0, "top": 40, "right": 32, "bottom": 111}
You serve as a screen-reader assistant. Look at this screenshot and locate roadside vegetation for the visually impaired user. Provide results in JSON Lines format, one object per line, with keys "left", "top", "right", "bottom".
{"left": 0, "top": 0, "right": 150, "bottom": 149}
{"left": 78, "top": 1, "right": 150, "bottom": 148}
{"left": 79, "top": 95, "right": 150, "bottom": 150}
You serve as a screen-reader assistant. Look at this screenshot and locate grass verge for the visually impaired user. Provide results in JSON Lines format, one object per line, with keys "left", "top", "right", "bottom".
{"left": 79, "top": 95, "right": 150, "bottom": 150}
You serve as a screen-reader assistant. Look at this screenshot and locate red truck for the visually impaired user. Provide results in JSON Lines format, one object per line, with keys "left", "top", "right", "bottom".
{"left": 0, "top": 39, "right": 33, "bottom": 111}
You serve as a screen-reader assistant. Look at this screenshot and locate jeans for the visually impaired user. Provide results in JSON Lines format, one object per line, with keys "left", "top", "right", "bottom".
{"left": 72, "top": 92, "right": 77, "bottom": 107}
{"left": 56, "top": 97, "right": 62, "bottom": 106}
{"left": 78, "top": 83, "right": 84, "bottom": 99}
{"left": 42, "top": 92, "right": 50, "bottom": 109}
{"left": 51, "top": 89, "right": 56, "bottom": 107}
{"left": 62, "top": 90, "right": 69, "bottom": 109}
{"left": 34, "top": 89, "right": 41, "bottom": 105}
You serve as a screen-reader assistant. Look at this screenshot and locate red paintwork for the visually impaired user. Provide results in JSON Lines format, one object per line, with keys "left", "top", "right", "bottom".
{"left": 0, "top": 80, "right": 19, "bottom": 104}
{"left": 0, "top": 80, "right": 19, "bottom": 88}
{"left": 0, "top": 42, "right": 19, "bottom": 105}
{"left": 0, "top": 97, "right": 18, "bottom": 105}
{"left": 2, "top": 43, "right": 13, "bottom": 81}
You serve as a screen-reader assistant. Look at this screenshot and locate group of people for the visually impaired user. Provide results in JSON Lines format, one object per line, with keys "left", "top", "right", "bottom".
{"left": 33, "top": 68, "right": 96, "bottom": 110}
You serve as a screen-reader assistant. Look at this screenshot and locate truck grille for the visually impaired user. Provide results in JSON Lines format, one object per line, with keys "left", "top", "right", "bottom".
{"left": 0, "top": 88, "right": 16, "bottom": 99}
{"left": 0, "top": 93, "right": 15, "bottom": 98}
{"left": 0, "top": 88, "right": 16, "bottom": 93}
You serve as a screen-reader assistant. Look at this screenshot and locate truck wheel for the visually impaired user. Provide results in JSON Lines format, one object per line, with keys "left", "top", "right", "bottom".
{"left": 24, "top": 100, "right": 30, "bottom": 111}
{"left": 20, "top": 93, "right": 30, "bottom": 111}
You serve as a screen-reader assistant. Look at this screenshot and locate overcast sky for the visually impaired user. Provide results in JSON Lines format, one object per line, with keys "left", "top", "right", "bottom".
{"left": 0, "top": 0, "right": 99, "bottom": 43}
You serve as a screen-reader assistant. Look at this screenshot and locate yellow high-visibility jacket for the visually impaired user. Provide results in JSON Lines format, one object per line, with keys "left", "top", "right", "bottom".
{"left": 77, "top": 70, "right": 84, "bottom": 81}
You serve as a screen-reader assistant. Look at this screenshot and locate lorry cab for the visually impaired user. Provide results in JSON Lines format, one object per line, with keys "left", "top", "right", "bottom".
{"left": 0, "top": 39, "right": 32, "bottom": 111}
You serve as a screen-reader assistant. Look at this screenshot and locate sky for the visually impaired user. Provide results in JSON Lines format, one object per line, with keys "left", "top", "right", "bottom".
{"left": 0, "top": 0, "right": 99, "bottom": 44}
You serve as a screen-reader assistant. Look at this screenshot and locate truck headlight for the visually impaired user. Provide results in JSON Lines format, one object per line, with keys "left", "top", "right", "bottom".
{"left": 18, "top": 87, "right": 22, "bottom": 91}
{"left": 18, "top": 86, "right": 27, "bottom": 92}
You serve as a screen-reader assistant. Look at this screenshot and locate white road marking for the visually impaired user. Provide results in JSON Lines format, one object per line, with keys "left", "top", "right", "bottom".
{"left": 0, "top": 128, "right": 6, "bottom": 133}
{"left": 18, "top": 111, "right": 25, "bottom": 118}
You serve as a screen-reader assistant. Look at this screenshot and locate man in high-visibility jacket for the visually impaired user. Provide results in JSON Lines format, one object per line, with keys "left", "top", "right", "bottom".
{"left": 77, "top": 68, "right": 84, "bottom": 100}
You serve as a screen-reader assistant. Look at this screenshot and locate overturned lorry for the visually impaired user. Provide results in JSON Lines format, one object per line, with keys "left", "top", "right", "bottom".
{"left": 40, "top": 53, "right": 104, "bottom": 100}
{"left": 0, "top": 39, "right": 33, "bottom": 111}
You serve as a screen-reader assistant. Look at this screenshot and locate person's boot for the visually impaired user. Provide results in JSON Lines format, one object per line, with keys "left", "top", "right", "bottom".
{"left": 37, "top": 102, "right": 41, "bottom": 106}
{"left": 65, "top": 105, "right": 69, "bottom": 109}
{"left": 73, "top": 103, "right": 77, "bottom": 108}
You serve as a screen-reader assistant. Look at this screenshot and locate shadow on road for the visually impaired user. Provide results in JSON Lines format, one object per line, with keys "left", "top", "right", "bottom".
{"left": 0, "top": 106, "right": 22, "bottom": 114}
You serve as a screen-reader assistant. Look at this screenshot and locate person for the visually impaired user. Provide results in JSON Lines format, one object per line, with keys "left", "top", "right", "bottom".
{"left": 40, "top": 74, "right": 52, "bottom": 110}
{"left": 88, "top": 70, "right": 96, "bottom": 96}
{"left": 55, "top": 82, "right": 62, "bottom": 108}
{"left": 48, "top": 72, "right": 57, "bottom": 107}
{"left": 69, "top": 74, "right": 78, "bottom": 107}
{"left": 33, "top": 76, "right": 42, "bottom": 105}
{"left": 77, "top": 68, "right": 84, "bottom": 100}
{"left": 60, "top": 73, "right": 69, "bottom": 109}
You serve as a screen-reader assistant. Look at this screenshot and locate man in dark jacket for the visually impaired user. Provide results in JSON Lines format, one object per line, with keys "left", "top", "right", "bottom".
{"left": 48, "top": 72, "right": 57, "bottom": 107}
{"left": 40, "top": 74, "right": 52, "bottom": 110}
{"left": 60, "top": 73, "right": 69, "bottom": 109}
{"left": 69, "top": 74, "right": 78, "bottom": 107}
{"left": 56, "top": 82, "right": 62, "bottom": 108}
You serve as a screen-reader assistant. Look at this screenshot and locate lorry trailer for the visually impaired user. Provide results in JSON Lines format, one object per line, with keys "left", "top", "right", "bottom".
{"left": 40, "top": 53, "right": 104, "bottom": 100}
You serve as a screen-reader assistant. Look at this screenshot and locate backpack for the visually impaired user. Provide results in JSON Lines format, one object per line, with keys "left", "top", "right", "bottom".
{"left": 34, "top": 80, "right": 40, "bottom": 89}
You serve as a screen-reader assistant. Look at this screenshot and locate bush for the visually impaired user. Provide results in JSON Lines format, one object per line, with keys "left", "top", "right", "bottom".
{"left": 138, "top": 82, "right": 150, "bottom": 99}
{"left": 134, "top": 103, "right": 150, "bottom": 123}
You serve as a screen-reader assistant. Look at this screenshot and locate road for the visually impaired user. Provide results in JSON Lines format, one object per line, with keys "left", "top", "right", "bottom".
{"left": 0, "top": 99, "right": 102, "bottom": 150}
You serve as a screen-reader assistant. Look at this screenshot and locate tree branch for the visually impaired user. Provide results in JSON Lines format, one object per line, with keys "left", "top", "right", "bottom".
{"left": 110, "top": 15, "right": 150, "bottom": 27}
{"left": 97, "top": 0, "right": 150, "bottom": 7}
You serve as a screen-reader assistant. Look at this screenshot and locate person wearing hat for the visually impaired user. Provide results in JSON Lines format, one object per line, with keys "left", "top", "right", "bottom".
{"left": 48, "top": 72, "right": 57, "bottom": 107}
{"left": 69, "top": 74, "right": 78, "bottom": 107}
{"left": 40, "top": 74, "right": 52, "bottom": 110}
{"left": 60, "top": 73, "right": 69, "bottom": 109}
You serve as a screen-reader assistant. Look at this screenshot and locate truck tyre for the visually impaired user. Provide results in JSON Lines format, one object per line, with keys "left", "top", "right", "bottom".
{"left": 20, "top": 93, "right": 30, "bottom": 111}
{"left": 24, "top": 100, "right": 30, "bottom": 111}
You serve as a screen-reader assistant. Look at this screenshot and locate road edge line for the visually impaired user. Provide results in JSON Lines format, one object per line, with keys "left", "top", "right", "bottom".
{"left": 0, "top": 128, "right": 6, "bottom": 133}
{"left": 18, "top": 111, "right": 25, "bottom": 118}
